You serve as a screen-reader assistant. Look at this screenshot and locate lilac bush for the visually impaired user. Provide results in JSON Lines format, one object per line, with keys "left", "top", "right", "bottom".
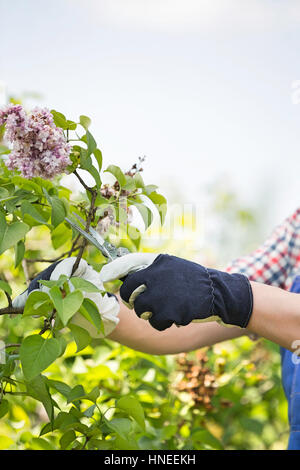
{"left": 0, "top": 104, "right": 169, "bottom": 449}
{"left": 0, "top": 104, "right": 71, "bottom": 178}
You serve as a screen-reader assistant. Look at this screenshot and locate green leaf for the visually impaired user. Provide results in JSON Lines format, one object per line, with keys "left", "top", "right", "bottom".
{"left": 0, "top": 399, "right": 9, "bottom": 419}
{"left": 51, "top": 110, "right": 68, "bottom": 129}
{"left": 12, "top": 176, "right": 42, "bottom": 195}
{"left": 69, "top": 323, "right": 91, "bottom": 353}
{"left": 20, "top": 335, "right": 61, "bottom": 381}
{"left": 88, "top": 439, "right": 113, "bottom": 450}
{"left": 127, "top": 225, "right": 141, "bottom": 250}
{"left": 50, "top": 196, "right": 67, "bottom": 228}
{"left": 131, "top": 202, "right": 153, "bottom": 230}
{"left": 133, "top": 172, "right": 145, "bottom": 188}
{"left": 39, "top": 423, "right": 53, "bottom": 436}
{"left": 161, "top": 424, "right": 177, "bottom": 440}
{"left": 0, "top": 355, "right": 17, "bottom": 379}
{"left": 26, "top": 374, "right": 54, "bottom": 422}
{"left": 85, "top": 386, "right": 100, "bottom": 403}
{"left": 0, "top": 187, "right": 10, "bottom": 199}
{"left": 116, "top": 395, "right": 145, "bottom": 431}
{"left": 191, "top": 428, "right": 223, "bottom": 450}
{"left": 43, "top": 411, "right": 79, "bottom": 433}
{"left": 122, "top": 176, "right": 136, "bottom": 192}
{"left": 60, "top": 430, "right": 76, "bottom": 450}
{"left": 33, "top": 177, "right": 55, "bottom": 193}
{"left": 15, "top": 240, "right": 25, "bottom": 268}
{"left": 86, "top": 130, "right": 97, "bottom": 156}
{"left": 23, "top": 291, "right": 52, "bottom": 317}
{"left": 48, "top": 379, "right": 72, "bottom": 398}
{"left": 84, "top": 163, "right": 101, "bottom": 189}
{"left": 0, "top": 280, "right": 12, "bottom": 297}
{"left": 104, "top": 165, "right": 126, "bottom": 187}
{"left": 56, "top": 334, "right": 68, "bottom": 357}
{"left": 83, "top": 404, "right": 96, "bottom": 418}
{"left": 70, "top": 277, "right": 102, "bottom": 293}
{"left": 30, "top": 437, "right": 55, "bottom": 450}
{"left": 49, "top": 287, "right": 84, "bottom": 326}
{"left": 21, "top": 201, "right": 49, "bottom": 226}
{"left": 79, "top": 115, "right": 91, "bottom": 130}
{"left": 93, "top": 148, "right": 102, "bottom": 171}
{"left": 0, "top": 213, "right": 29, "bottom": 255}
{"left": 114, "top": 434, "right": 139, "bottom": 450}
{"left": 66, "top": 120, "right": 77, "bottom": 131}
{"left": 105, "top": 418, "right": 132, "bottom": 440}
{"left": 39, "top": 274, "right": 68, "bottom": 289}
{"left": 79, "top": 146, "right": 88, "bottom": 166}
{"left": 79, "top": 147, "right": 101, "bottom": 188}
{"left": 43, "top": 188, "right": 67, "bottom": 228}
{"left": 67, "top": 384, "right": 86, "bottom": 404}
{"left": 147, "top": 192, "right": 167, "bottom": 225}
{"left": 51, "top": 223, "right": 72, "bottom": 249}
{"left": 79, "top": 298, "right": 103, "bottom": 334}
{"left": 142, "top": 184, "right": 158, "bottom": 195}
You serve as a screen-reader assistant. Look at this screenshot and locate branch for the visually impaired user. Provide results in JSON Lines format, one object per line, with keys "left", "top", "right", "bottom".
{"left": 74, "top": 170, "right": 93, "bottom": 192}
{"left": 0, "top": 306, "right": 23, "bottom": 316}
{"left": 5, "top": 291, "right": 12, "bottom": 308}
{"left": 0, "top": 274, "right": 13, "bottom": 307}
{"left": 39, "top": 309, "right": 56, "bottom": 335}
{"left": 22, "top": 259, "right": 30, "bottom": 286}
{"left": 26, "top": 239, "right": 83, "bottom": 264}
{"left": 0, "top": 273, "right": 24, "bottom": 315}
{"left": 71, "top": 189, "right": 97, "bottom": 275}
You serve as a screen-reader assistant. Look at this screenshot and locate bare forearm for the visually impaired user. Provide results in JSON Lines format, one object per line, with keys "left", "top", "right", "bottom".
{"left": 108, "top": 297, "right": 245, "bottom": 354}
{"left": 248, "top": 281, "right": 300, "bottom": 351}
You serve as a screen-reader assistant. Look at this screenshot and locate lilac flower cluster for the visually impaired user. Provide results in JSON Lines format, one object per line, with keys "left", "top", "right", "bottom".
{"left": 0, "top": 104, "right": 71, "bottom": 179}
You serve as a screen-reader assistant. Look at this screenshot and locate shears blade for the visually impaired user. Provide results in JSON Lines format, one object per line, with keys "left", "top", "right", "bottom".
{"left": 65, "top": 214, "right": 114, "bottom": 260}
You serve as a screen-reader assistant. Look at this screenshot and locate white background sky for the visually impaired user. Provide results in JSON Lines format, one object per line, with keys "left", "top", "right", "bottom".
{"left": 1, "top": 0, "right": 300, "bottom": 238}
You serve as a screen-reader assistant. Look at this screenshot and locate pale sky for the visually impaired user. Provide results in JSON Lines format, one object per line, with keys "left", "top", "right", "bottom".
{"left": 1, "top": 0, "right": 300, "bottom": 237}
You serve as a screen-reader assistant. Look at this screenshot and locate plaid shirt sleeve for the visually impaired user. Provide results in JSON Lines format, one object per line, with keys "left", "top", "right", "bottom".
{"left": 226, "top": 208, "right": 300, "bottom": 291}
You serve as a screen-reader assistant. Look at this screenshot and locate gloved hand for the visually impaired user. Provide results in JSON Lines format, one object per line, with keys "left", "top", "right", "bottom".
{"left": 100, "top": 253, "right": 253, "bottom": 331}
{"left": 13, "top": 257, "right": 120, "bottom": 338}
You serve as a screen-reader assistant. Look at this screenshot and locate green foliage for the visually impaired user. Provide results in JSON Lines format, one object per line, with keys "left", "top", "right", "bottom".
{"left": 49, "top": 287, "right": 84, "bottom": 326}
{"left": 20, "top": 335, "right": 61, "bottom": 381}
{"left": 0, "top": 213, "right": 29, "bottom": 255}
{"left": 0, "top": 108, "right": 288, "bottom": 450}
{"left": 0, "top": 108, "right": 170, "bottom": 450}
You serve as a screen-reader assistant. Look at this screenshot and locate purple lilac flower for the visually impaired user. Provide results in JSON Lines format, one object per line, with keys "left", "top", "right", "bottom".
{"left": 0, "top": 104, "right": 71, "bottom": 179}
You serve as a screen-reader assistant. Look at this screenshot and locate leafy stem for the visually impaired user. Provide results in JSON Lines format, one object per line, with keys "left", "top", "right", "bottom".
{"left": 73, "top": 170, "right": 93, "bottom": 192}
{"left": 71, "top": 172, "right": 98, "bottom": 275}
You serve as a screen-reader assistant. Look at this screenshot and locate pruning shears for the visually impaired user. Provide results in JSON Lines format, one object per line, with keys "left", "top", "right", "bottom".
{"left": 65, "top": 213, "right": 130, "bottom": 261}
{"left": 65, "top": 213, "right": 152, "bottom": 320}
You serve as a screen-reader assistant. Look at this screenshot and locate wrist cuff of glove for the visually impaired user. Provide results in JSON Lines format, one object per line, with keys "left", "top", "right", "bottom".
{"left": 207, "top": 268, "right": 253, "bottom": 328}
